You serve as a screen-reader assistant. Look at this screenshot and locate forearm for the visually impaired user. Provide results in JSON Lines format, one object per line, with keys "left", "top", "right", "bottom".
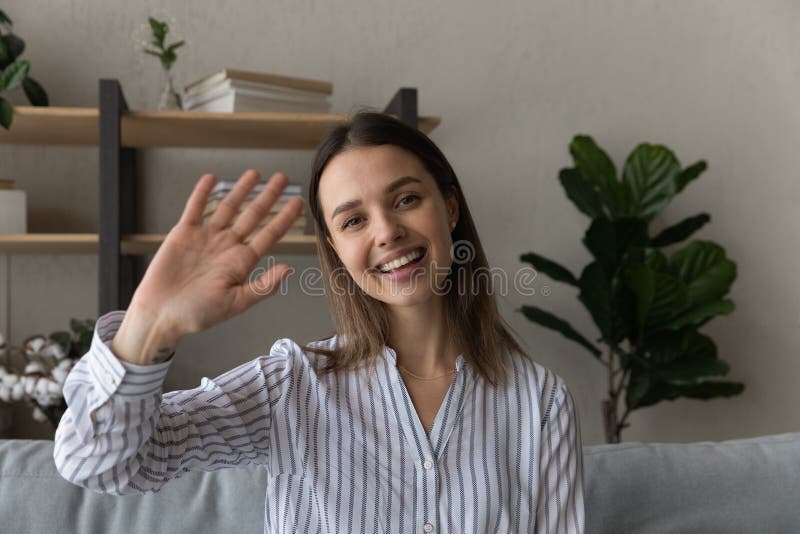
{"left": 111, "top": 301, "right": 182, "bottom": 365}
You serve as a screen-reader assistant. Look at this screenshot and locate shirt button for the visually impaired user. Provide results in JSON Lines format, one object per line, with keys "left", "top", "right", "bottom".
{"left": 423, "top": 523, "right": 434, "bottom": 532}
{"left": 106, "top": 372, "right": 115, "bottom": 385}
{"left": 423, "top": 459, "right": 433, "bottom": 470}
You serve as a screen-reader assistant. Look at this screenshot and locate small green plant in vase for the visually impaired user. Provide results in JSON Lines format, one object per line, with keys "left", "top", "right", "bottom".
{"left": 143, "top": 16, "right": 184, "bottom": 110}
{"left": 518, "top": 135, "right": 744, "bottom": 443}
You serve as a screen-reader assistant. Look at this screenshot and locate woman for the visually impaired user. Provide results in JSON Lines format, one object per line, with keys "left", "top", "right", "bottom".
{"left": 54, "top": 112, "right": 585, "bottom": 533}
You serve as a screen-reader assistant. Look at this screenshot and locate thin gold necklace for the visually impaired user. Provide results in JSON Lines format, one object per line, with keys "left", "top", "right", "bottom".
{"left": 397, "top": 364, "right": 457, "bottom": 381}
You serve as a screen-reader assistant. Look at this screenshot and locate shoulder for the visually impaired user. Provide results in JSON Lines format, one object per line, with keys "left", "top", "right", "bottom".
{"left": 507, "top": 351, "right": 576, "bottom": 426}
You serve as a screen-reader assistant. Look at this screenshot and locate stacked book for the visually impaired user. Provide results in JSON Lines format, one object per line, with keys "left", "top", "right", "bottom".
{"left": 203, "top": 180, "right": 306, "bottom": 237}
{"left": 182, "top": 69, "right": 333, "bottom": 113}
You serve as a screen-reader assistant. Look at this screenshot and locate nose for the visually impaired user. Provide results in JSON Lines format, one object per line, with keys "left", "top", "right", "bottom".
{"left": 374, "top": 211, "right": 404, "bottom": 247}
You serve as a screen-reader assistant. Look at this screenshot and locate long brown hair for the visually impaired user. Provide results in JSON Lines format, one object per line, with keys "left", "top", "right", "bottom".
{"left": 302, "top": 110, "right": 528, "bottom": 388}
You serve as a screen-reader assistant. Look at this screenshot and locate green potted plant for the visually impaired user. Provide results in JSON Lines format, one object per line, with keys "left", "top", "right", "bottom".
{"left": 519, "top": 135, "right": 744, "bottom": 443}
{"left": 142, "top": 16, "right": 184, "bottom": 110}
{"left": 0, "top": 8, "right": 49, "bottom": 129}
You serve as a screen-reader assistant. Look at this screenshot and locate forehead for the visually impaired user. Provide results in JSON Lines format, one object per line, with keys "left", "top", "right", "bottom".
{"left": 318, "top": 145, "right": 434, "bottom": 210}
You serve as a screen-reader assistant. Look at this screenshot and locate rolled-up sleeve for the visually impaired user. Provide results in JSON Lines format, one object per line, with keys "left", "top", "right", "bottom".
{"left": 535, "top": 377, "right": 586, "bottom": 533}
{"left": 53, "top": 310, "right": 294, "bottom": 496}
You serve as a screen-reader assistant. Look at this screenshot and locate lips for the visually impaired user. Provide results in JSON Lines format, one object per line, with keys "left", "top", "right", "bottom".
{"left": 373, "top": 246, "right": 427, "bottom": 271}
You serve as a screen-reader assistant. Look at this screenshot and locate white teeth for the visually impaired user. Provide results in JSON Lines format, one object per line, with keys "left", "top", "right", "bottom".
{"left": 378, "top": 249, "right": 424, "bottom": 273}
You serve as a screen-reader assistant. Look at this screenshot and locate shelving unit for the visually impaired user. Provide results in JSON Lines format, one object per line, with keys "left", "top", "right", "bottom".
{"left": 0, "top": 80, "right": 440, "bottom": 313}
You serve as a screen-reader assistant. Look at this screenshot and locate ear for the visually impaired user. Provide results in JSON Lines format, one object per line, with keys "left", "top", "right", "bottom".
{"left": 446, "top": 188, "right": 459, "bottom": 230}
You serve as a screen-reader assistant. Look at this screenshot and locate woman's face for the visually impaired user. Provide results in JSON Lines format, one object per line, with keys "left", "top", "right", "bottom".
{"left": 318, "top": 144, "right": 459, "bottom": 308}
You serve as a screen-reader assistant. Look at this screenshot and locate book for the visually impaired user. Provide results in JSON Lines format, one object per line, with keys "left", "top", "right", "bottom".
{"left": 185, "top": 78, "right": 332, "bottom": 103}
{"left": 0, "top": 180, "right": 14, "bottom": 190}
{"left": 185, "top": 69, "right": 333, "bottom": 96}
{"left": 202, "top": 198, "right": 303, "bottom": 218}
{"left": 210, "top": 181, "right": 302, "bottom": 196}
{"left": 184, "top": 89, "right": 332, "bottom": 113}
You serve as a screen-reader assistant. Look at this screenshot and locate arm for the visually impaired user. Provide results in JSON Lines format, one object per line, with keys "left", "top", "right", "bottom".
{"left": 53, "top": 309, "right": 294, "bottom": 495}
{"left": 535, "top": 376, "right": 586, "bottom": 533}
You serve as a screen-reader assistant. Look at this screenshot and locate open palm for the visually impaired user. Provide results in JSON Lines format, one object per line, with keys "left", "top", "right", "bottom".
{"left": 129, "top": 169, "right": 305, "bottom": 337}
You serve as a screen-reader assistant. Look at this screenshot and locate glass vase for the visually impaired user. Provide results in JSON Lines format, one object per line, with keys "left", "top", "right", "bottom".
{"left": 158, "top": 66, "right": 182, "bottom": 110}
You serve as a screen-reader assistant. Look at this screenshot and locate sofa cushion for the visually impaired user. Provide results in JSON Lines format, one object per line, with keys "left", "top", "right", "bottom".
{"left": 0, "top": 439, "right": 268, "bottom": 534}
{"left": 584, "top": 432, "right": 800, "bottom": 533}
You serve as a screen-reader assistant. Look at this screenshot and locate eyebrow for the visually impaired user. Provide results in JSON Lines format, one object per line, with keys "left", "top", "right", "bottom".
{"left": 330, "top": 176, "right": 423, "bottom": 221}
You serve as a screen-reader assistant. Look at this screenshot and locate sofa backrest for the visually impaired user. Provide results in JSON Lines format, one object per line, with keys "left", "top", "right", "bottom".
{"left": 584, "top": 432, "right": 800, "bottom": 533}
{"left": 2, "top": 433, "right": 799, "bottom": 533}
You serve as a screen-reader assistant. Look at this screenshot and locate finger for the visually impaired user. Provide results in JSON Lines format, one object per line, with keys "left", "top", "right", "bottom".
{"left": 207, "top": 169, "right": 265, "bottom": 229}
{"left": 246, "top": 197, "right": 305, "bottom": 256}
{"left": 231, "top": 172, "right": 295, "bottom": 238}
{"left": 236, "top": 264, "right": 294, "bottom": 312}
{"left": 179, "top": 174, "right": 217, "bottom": 226}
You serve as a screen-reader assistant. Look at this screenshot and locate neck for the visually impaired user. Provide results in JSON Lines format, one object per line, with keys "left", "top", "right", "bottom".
{"left": 386, "top": 296, "right": 460, "bottom": 377}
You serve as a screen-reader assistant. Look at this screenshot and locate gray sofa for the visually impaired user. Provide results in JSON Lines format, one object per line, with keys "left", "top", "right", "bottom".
{"left": 1, "top": 432, "right": 798, "bottom": 533}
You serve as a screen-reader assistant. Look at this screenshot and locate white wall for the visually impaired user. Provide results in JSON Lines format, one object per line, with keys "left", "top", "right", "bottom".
{"left": 2, "top": 0, "right": 798, "bottom": 444}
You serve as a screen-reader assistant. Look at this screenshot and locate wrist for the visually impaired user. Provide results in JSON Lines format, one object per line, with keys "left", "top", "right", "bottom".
{"left": 110, "top": 301, "right": 183, "bottom": 366}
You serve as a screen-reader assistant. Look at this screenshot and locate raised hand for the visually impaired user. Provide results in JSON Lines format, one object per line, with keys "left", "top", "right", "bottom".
{"left": 127, "top": 169, "right": 305, "bottom": 340}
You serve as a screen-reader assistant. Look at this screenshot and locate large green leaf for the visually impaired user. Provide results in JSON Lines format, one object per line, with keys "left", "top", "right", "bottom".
{"left": 644, "top": 271, "right": 691, "bottom": 328}
{"left": 676, "top": 160, "right": 707, "bottom": 193}
{"left": 569, "top": 135, "right": 624, "bottom": 215}
{"left": 0, "top": 59, "right": 29, "bottom": 91}
{"left": 626, "top": 365, "right": 651, "bottom": 410}
{"left": 643, "top": 248, "right": 669, "bottom": 272}
{"left": 669, "top": 241, "right": 736, "bottom": 305}
{"left": 660, "top": 298, "right": 735, "bottom": 331}
{"left": 583, "top": 217, "right": 649, "bottom": 275}
{"left": 0, "top": 9, "right": 11, "bottom": 27}
{"left": 0, "top": 96, "right": 11, "bottom": 129}
{"left": 650, "top": 213, "right": 710, "bottom": 247}
{"left": 0, "top": 39, "right": 7, "bottom": 64}
{"left": 22, "top": 77, "right": 48, "bottom": 106}
{"left": 518, "top": 305, "right": 601, "bottom": 357}
{"left": 2, "top": 34, "right": 24, "bottom": 63}
{"left": 623, "top": 264, "right": 655, "bottom": 327}
{"left": 674, "top": 380, "right": 744, "bottom": 400}
{"left": 519, "top": 252, "right": 578, "bottom": 286}
{"left": 621, "top": 143, "right": 680, "bottom": 219}
{"left": 578, "top": 261, "right": 629, "bottom": 344}
{"left": 558, "top": 167, "right": 604, "bottom": 218}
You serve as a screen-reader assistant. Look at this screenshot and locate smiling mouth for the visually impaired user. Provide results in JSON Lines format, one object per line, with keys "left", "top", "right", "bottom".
{"left": 374, "top": 247, "right": 427, "bottom": 273}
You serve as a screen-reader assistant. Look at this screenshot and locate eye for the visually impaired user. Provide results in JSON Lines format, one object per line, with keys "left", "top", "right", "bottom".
{"left": 341, "top": 215, "right": 362, "bottom": 230}
{"left": 398, "top": 194, "right": 420, "bottom": 207}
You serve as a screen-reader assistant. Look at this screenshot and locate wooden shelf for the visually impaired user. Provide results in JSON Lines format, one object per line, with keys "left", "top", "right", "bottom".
{"left": 0, "top": 106, "right": 441, "bottom": 148}
{"left": 0, "top": 234, "right": 317, "bottom": 255}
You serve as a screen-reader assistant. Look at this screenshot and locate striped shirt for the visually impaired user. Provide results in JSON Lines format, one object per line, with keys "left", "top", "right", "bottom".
{"left": 54, "top": 310, "right": 585, "bottom": 533}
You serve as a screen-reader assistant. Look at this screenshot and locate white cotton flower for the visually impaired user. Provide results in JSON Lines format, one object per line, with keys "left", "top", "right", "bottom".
{"left": 41, "top": 343, "right": 67, "bottom": 360}
{"left": 23, "top": 376, "right": 35, "bottom": 396}
{"left": 34, "top": 378, "right": 50, "bottom": 398}
{"left": 0, "top": 366, "right": 8, "bottom": 378}
{"left": 0, "top": 384, "right": 10, "bottom": 403}
{"left": 46, "top": 380, "right": 61, "bottom": 396}
{"left": 24, "top": 361, "right": 47, "bottom": 375}
{"left": 11, "top": 382, "right": 23, "bottom": 401}
{"left": 51, "top": 367, "right": 67, "bottom": 384}
{"left": 56, "top": 359, "right": 73, "bottom": 370}
{"left": 32, "top": 406, "right": 47, "bottom": 423}
{"left": 2, "top": 373, "right": 18, "bottom": 386}
{"left": 25, "top": 337, "right": 47, "bottom": 356}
